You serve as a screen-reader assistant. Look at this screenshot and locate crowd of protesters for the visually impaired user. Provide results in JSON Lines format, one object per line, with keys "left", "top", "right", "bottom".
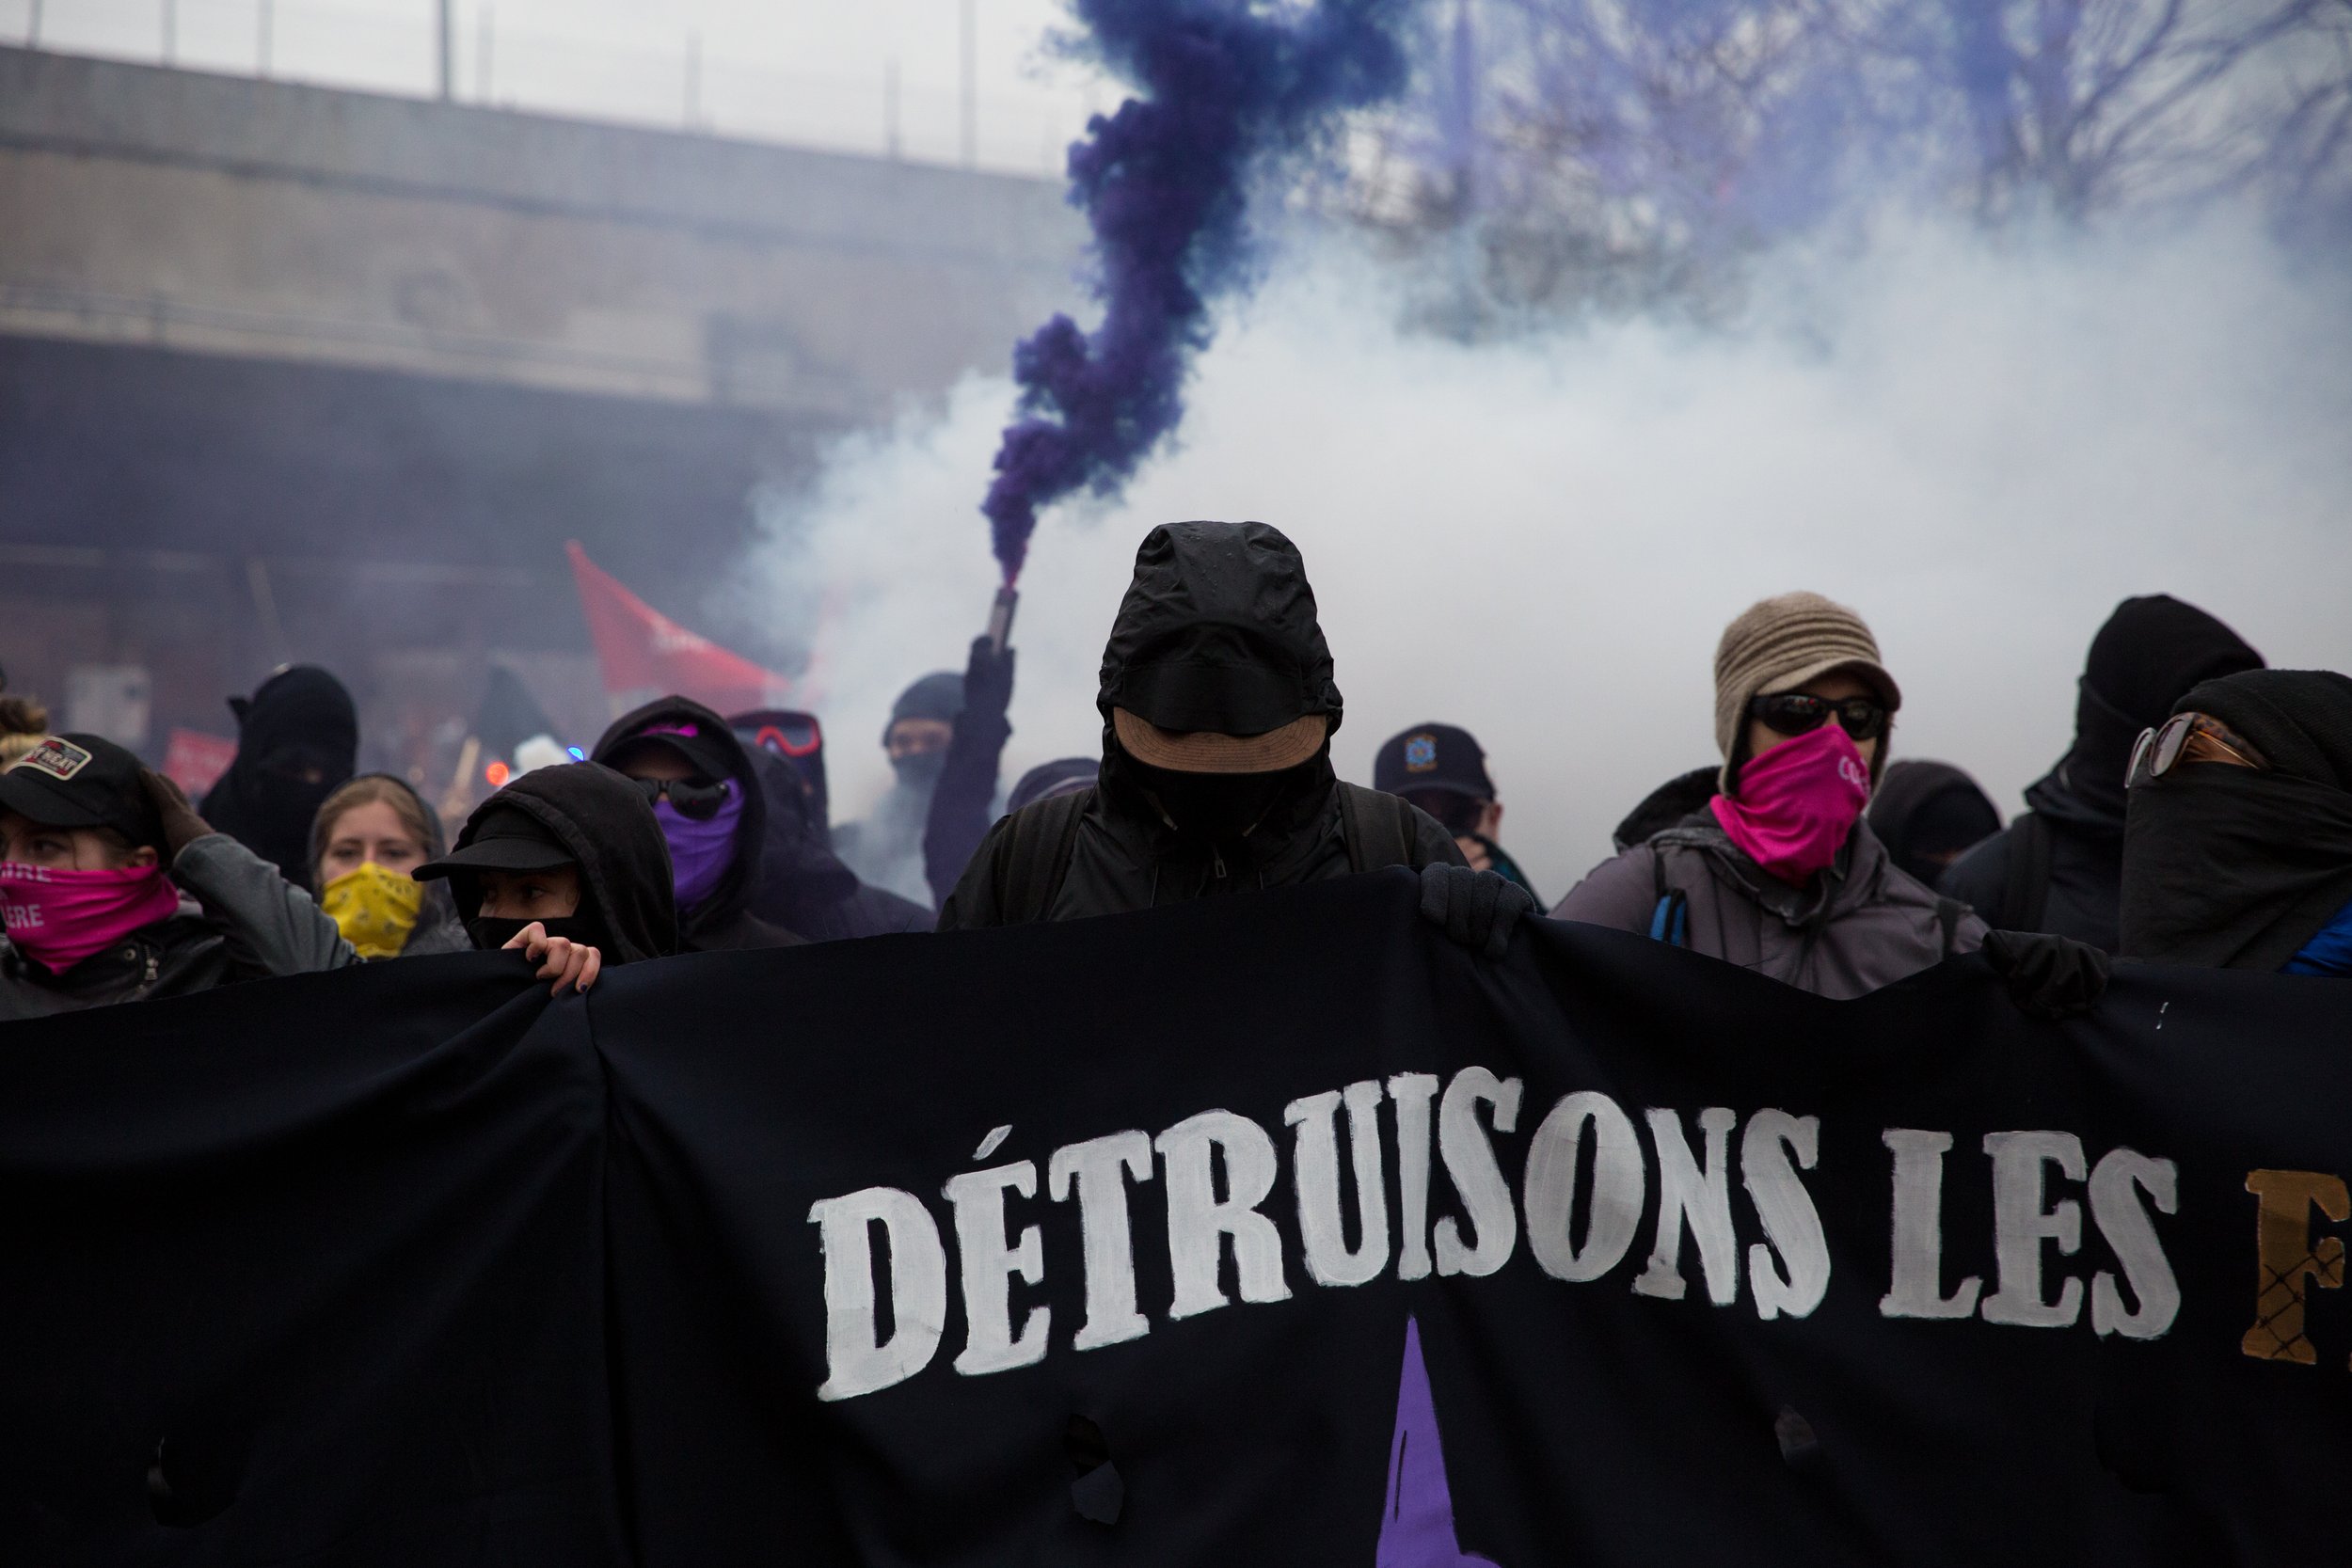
{"left": 2, "top": 520, "right": 2348, "bottom": 1024}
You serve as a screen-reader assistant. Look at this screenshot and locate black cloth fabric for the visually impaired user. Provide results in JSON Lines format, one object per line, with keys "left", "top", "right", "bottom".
{"left": 1095, "top": 520, "right": 1343, "bottom": 737}
{"left": 593, "top": 696, "right": 799, "bottom": 953}
{"left": 444, "top": 763, "right": 678, "bottom": 964}
{"left": 1869, "top": 760, "right": 2001, "bottom": 887}
{"left": 9, "top": 875, "right": 2352, "bottom": 1564}
{"left": 1006, "top": 756, "right": 1099, "bottom": 814}
{"left": 201, "top": 665, "right": 359, "bottom": 892}
{"left": 923, "top": 638, "right": 1015, "bottom": 910}
{"left": 1417, "top": 861, "right": 1535, "bottom": 958}
{"left": 2120, "top": 670, "right": 2352, "bottom": 970}
{"left": 886, "top": 671, "right": 965, "bottom": 737}
{"left": 1943, "top": 597, "right": 2261, "bottom": 950}
{"left": 1980, "top": 927, "right": 2110, "bottom": 1019}
{"left": 940, "top": 520, "right": 1457, "bottom": 927}
{"left": 741, "top": 750, "right": 932, "bottom": 942}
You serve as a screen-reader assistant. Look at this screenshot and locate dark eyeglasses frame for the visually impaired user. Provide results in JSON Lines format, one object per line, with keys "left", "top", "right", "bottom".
{"left": 631, "top": 775, "right": 733, "bottom": 819}
{"left": 1746, "top": 692, "right": 1889, "bottom": 743}
{"left": 2125, "top": 712, "right": 2268, "bottom": 790}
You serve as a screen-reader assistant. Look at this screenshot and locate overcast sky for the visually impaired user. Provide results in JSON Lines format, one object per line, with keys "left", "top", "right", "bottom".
{"left": 10, "top": 0, "right": 1108, "bottom": 172}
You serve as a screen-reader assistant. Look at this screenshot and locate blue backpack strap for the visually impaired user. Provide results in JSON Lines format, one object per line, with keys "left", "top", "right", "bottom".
{"left": 1646, "top": 847, "right": 1688, "bottom": 948}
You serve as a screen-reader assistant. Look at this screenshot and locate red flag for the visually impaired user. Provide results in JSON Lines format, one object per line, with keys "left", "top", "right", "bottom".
{"left": 566, "top": 542, "right": 793, "bottom": 718}
{"left": 161, "top": 729, "right": 238, "bottom": 797}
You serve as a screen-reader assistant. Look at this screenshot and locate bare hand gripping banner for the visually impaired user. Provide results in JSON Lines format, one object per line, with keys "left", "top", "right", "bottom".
{"left": 4, "top": 872, "right": 2349, "bottom": 1564}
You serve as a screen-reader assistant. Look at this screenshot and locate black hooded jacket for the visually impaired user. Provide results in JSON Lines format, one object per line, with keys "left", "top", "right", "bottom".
{"left": 1942, "top": 595, "right": 2261, "bottom": 949}
{"left": 742, "top": 748, "right": 933, "bottom": 941}
{"left": 940, "top": 521, "right": 1460, "bottom": 927}
{"left": 593, "top": 697, "right": 800, "bottom": 952}
{"left": 1867, "top": 760, "right": 2001, "bottom": 888}
{"left": 201, "top": 665, "right": 359, "bottom": 893}
{"left": 446, "top": 763, "right": 677, "bottom": 964}
{"left": 2121, "top": 670, "right": 2352, "bottom": 970}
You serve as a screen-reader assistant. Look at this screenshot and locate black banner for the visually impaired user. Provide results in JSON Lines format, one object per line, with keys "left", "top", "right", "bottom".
{"left": 5, "top": 872, "right": 2349, "bottom": 1565}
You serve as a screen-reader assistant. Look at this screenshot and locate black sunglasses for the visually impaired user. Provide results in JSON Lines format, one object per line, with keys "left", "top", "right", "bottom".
{"left": 1747, "top": 692, "right": 1889, "bottom": 743}
{"left": 630, "top": 776, "right": 732, "bottom": 820}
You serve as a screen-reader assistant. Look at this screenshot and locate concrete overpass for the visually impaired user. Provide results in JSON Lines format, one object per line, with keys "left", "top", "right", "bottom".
{"left": 0, "top": 43, "right": 1084, "bottom": 761}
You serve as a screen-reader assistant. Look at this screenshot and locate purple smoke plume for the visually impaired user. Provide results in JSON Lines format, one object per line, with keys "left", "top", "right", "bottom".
{"left": 980, "top": 0, "right": 1416, "bottom": 583}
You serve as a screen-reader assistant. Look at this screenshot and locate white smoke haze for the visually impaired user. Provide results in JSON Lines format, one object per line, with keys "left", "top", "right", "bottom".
{"left": 751, "top": 207, "right": 2352, "bottom": 901}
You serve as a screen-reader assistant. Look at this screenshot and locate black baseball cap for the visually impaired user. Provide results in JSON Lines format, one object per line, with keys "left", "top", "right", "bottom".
{"left": 0, "top": 734, "right": 163, "bottom": 847}
{"left": 412, "top": 805, "right": 577, "bottom": 880}
{"left": 599, "top": 718, "right": 735, "bottom": 783}
{"left": 1373, "top": 722, "right": 1496, "bottom": 801}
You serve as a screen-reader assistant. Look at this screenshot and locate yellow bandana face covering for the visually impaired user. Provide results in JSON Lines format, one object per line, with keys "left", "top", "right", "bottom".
{"left": 321, "top": 862, "right": 423, "bottom": 959}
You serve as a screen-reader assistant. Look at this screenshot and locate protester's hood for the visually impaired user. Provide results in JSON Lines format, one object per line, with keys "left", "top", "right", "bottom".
{"left": 1612, "top": 767, "right": 1720, "bottom": 853}
{"left": 1867, "top": 760, "right": 2001, "bottom": 886}
{"left": 448, "top": 763, "right": 677, "bottom": 964}
{"left": 742, "top": 747, "right": 861, "bottom": 922}
{"left": 593, "top": 695, "right": 767, "bottom": 940}
{"left": 884, "top": 673, "right": 965, "bottom": 743}
{"left": 1096, "top": 521, "right": 1343, "bottom": 739}
{"left": 2121, "top": 670, "right": 2352, "bottom": 970}
{"left": 202, "top": 665, "right": 359, "bottom": 891}
{"left": 2037, "top": 595, "right": 2264, "bottom": 833}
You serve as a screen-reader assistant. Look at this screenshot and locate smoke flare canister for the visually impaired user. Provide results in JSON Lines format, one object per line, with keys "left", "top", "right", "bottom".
{"left": 986, "top": 587, "right": 1019, "bottom": 654}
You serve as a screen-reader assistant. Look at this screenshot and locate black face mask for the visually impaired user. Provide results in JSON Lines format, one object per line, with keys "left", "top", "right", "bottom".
{"left": 892, "top": 749, "right": 949, "bottom": 791}
{"left": 467, "top": 913, "right": 609, "bottom": 955}
{"left": 1129, "top": 760, "right": 1305, "bottom": 842}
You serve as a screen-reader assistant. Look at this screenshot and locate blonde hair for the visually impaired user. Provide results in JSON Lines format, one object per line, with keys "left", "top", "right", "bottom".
{"left": 310, "top": 774, "right": 439, "bottom": 884}
{"left": 0, "top": 694, "right": 48, "bottom": 767}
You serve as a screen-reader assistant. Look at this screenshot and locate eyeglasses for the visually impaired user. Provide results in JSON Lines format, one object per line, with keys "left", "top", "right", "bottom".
{"left": 1746, "top": 692, "right": 1889, "bottom": 743}
{"left": 630, "top": 775, "right": 733, "bottom": 819}
{"left": 2125, "top": 712, "right": 2268, "bottom": 790}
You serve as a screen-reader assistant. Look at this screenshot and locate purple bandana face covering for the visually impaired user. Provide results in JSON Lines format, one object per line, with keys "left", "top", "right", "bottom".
{"left": 655, "top": 786, "right": 742, "bottom": 911}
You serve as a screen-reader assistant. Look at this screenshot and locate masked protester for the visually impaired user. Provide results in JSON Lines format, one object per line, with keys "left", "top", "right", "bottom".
{"left": 1374, "top": 723, "right": 1541, "bottom": 905}
{"left": 2120, "top": 670, "right": 2352, "bottom": 974}
{"left": 1557, "top": 594, "right": 1993, "bottom": 997}
{"left": 201, "top": 665, "right": 359, "bottom": 892}
{"left": 834, "top": 672, "right": 964, "bottom": 908}
{"left": 413, "top": 762, "right": 676, "bottom": 994}
{"left": 923, "top": 637, "right": 1017, "bottom": 909}
{"left": 941, "top": 521, "right": 1522, "bottom": 957}
{"left": 1943, "top": 595, "right": 2262, "bottom": 952}
{"left": 1868, "top": 761, "right": 2002, "bottom": 888}
{"left": 309, "top": 774, "right": 468, "bottom": 959}
{"left": 739, "top": 746, "right": 932, "bottom": 941}
{"left": 592, "top": 697, "right": 801, "bottom": 951}
{"left": 0, "top": 734, "right": 358, "bottom": 1018}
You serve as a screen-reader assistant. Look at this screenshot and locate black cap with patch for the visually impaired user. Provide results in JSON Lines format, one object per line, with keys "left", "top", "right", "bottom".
{"left": 1372, "top": 722, "right": 1496, "bottom": 801}
{"left": 411, "top": 805, "right": 579, "bottom": 880}
{"left": 0, "top": 734, "right": 163, "bottom": 847}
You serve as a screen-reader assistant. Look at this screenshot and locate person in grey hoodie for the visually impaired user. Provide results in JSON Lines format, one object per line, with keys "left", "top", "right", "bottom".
{"left": 1555, "top": 593, "right": 1986, "bottom": 999}
{"left": 0, "top": 734, "right": 358, "bottom": 1019}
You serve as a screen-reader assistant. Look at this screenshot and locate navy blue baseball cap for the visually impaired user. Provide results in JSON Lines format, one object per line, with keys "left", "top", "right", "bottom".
{"left": 1373, "top": 722, "right": 1496, "bottom": 800}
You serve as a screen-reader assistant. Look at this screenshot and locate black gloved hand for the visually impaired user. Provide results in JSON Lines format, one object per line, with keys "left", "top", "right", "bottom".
{"left": 1419, "top": 863, "right": 1537, "bottom": 961}
{"left": 1981, "top": 929, "right": 2110, "bottom": 1022}
{"left": 962, "top": 636, "right": 1016, "bottom": 726}
{"left": 139, "top": 768, "right": 215, "bottom": 860}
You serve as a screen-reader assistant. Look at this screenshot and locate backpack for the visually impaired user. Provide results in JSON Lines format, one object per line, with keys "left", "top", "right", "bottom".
{"left": 992, "top": 783, "right": 1424, "bottom": 926}
{"left": 1645, "top": 847, "right": 1970, "bottom": 958}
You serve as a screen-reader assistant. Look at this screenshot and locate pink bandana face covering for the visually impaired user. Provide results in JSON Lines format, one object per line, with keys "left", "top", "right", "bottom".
{"left": 1709, "top": 722, "right": 1872, "bottom": 885}
{"left": 0, "top": 862, "right": 181, "bottom": 973}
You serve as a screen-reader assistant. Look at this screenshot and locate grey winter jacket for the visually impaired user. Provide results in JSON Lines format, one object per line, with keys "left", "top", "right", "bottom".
{"left": 0, "top": 833, "right": 358, "bottom": 1021}
{"left": 1554, "top": 815, "right": 1985, "bottom": 1000}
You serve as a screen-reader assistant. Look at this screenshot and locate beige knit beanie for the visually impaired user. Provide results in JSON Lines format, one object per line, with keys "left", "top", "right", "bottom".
{"left": 1713, "top": 592, "right": 1901, "bottom": 789}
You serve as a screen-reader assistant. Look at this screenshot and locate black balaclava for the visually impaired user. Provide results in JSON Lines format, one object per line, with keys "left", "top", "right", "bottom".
{"left": 202, "top": 665, "right": 359, "bottom": 892}
{"left": 1868, "top": 760, "right": 2003, "bottom": 885}
{"left": 883, "top": 673, "right": 965, "bottom": 790}
{"left": 1093, "top": 521, "right": 1345, "bottom": 851}
{"left": 443, "top": 764, "right": 678, "bottom": 964}
{"left": 2121, "top": 670, "right": 2352, "bottom": 970}
{"left": 2046, "top": 595, "right": 2264, "bottom": 828}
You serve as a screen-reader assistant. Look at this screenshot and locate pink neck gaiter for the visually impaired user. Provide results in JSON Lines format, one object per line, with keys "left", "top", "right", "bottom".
{"left": 1709, "top": 722, "right": 1872, "bottom": 885}
{"left": 0, "top": 862, "right": 182, "bottom": 973}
